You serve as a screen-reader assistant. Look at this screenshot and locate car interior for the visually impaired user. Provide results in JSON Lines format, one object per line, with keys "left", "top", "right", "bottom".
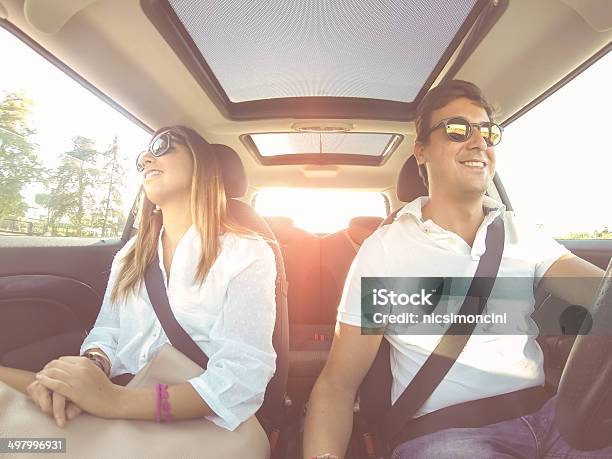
{"left": 0, "top": 0, "right": 611, "bottom": 457}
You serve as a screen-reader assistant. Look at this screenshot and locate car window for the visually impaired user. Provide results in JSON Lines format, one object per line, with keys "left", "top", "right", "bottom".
{"left": 0, "top": 27, "right": 150, "bottom": 238}
{"left": 496, "top": 51, "right": 611, "bottom": 240}
{"left": 253, "top": 188, "right": 388, "bottom": 234}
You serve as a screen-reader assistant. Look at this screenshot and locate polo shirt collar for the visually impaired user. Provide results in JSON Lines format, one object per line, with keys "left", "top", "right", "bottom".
{"left": 395, "top": 195, "right": 506, "bottom": 222}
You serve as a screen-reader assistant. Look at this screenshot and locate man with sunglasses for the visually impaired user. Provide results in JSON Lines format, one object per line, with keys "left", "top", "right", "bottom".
{"left": 303, "top": 80, "right": 607, "bottom": 458}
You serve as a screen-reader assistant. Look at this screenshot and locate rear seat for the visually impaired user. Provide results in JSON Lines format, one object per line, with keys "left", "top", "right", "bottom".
{"left": 320, "top": 217, "right": 383, "bottom": 324}
{"left": 347, "top": 216, "right": 384, "bottom": 246}
{"left": 264, "top": 217, "right": 323, "bottom": 405}
{"left": 264, "top": 215, "right": 382, "bottom": 405}
{"left": 263, "top": 217, "right": 321, "bottom": 326}
{"left": 264, "top": 158, "right": 425, "bottom": 410}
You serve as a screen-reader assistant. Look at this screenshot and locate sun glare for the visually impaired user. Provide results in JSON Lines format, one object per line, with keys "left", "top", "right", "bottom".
{"left": 254, "top": 188, "right": 388, "bottom": 234}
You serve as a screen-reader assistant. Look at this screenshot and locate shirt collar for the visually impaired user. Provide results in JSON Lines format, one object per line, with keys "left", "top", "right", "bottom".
{"left": 395, "top": 196, "right": 429, "bottom": 221}
{"left": 395, "top": 195, "right": 506, "bottom": 222}
{"left": 157, "top": 224, "right": 197, "bottom": 251}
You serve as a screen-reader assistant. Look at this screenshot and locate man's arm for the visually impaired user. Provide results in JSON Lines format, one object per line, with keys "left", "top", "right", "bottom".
{"left": 540, "top": 253, "right": 605, "bottom": 310}
{"left": 303, "top": 323, "right": 383, "bottom": 458}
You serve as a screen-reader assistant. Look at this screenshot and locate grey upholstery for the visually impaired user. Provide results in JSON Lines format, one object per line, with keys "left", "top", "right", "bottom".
{"left": 211, "top": 143, "right": 247, "bottom": 198}
{"left": 397, "top": 154, "right": 428, "bottom": 202}
{"left": 1, "top": 331, "right": 86, "bottom": 372}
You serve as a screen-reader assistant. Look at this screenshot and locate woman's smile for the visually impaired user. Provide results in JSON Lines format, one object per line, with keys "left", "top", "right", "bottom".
{"left": 144, "top": 170, "right": 163, "bottom": 181}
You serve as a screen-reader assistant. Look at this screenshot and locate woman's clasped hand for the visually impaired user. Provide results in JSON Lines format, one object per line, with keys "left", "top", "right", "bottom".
{"left": 26, "top": 355, "right": 121, "bottom": 427}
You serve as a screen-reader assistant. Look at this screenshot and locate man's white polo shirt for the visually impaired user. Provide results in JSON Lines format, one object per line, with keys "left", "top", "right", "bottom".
{"left": 337, "top": 195, "right": 570, "bottom": 417}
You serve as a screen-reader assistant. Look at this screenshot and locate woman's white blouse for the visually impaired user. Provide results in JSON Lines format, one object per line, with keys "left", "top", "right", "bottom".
{"left": 79, "top": 225, "right": 277, "bottom": 430}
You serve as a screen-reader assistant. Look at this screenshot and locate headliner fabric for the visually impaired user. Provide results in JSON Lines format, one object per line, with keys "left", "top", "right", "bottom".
{"left": 168, "top": 0, "right": 477, "bottom": 103}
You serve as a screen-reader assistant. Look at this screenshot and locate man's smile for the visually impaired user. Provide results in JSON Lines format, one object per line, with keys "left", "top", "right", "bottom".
{"left": 459, "top": 160, "right": 486, "bottom": 169}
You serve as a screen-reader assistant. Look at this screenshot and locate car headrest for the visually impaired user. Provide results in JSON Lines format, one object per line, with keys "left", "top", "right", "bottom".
{"left": 348, "top": 216, "right": 384, "bottom": 246}
{"left": 263, "top": 217, "right": 295, "bottom": 243}
{"left": 211, "top": 144, "right": 247, "bottom": 198}
{"left": 397, "top": 155, "right": 428, "bottom": 202}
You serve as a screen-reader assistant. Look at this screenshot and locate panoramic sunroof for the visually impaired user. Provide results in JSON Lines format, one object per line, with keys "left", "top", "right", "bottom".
{"left": 143, "top": 0, "right": 488, "bottom": 120}
{"left": 242, "top": 132, "right": 403, "bottom": 166}
{"left": 168, "top": 0, "right": 477, "bottom": 103}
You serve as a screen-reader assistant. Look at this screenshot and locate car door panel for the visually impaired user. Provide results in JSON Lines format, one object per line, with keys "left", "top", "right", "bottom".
{"left": 0, "top": 237, "right": 125, "bottom": 371}
{"left": 558, "top": 240, "right": 612, "bottom": 270}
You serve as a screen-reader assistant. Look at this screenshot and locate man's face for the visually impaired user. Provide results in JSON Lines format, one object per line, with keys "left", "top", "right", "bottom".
{"left": 415, "top": 97, "right": 496, "bottom": 198}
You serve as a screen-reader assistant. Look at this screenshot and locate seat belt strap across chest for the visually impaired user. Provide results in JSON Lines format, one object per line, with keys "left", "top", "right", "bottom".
{"left": 144, "top": 255, "right": 210, "bottom": 370}
{"left": 382, "top": 215, "right": 505, "bottom": 448}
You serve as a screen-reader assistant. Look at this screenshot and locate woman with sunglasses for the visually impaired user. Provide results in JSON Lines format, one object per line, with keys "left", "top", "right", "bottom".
{"left": 0, "top": 126, "right": 276, "bottom": 455}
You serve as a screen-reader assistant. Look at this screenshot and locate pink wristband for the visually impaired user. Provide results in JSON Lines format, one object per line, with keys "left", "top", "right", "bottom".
{"left": 155, "top": 384, "right": 161, "bottom": 422}
{"left": 157, "top": 383, "right": 171, "bottom": 422}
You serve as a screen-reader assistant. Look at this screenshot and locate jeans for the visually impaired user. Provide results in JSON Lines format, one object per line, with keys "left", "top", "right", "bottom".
{"left": 392, "top": 396, "right": 612, "bottom": 458}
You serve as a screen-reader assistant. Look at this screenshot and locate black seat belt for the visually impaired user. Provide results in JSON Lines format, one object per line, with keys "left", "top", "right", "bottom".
{"left": 381, "top": 215, "right": 505, "bottom": 451}
{"left": 110, "top": 255, "right": 209, "bottom": 386}
{"left": 144, "top": 255, "right": 209, "bottom": 369}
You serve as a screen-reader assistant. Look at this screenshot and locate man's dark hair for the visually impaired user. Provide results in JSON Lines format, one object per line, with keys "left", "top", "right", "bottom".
{"left": 414, "top": 80, "right": 495, "bottom": 189}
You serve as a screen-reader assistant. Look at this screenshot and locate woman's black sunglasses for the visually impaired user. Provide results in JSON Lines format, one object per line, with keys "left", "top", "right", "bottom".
{"left": 424, "top": 117, "right": 503, "bottom": 147}
{"left": 136, "top": 129, "right": 186, "bottom": 172}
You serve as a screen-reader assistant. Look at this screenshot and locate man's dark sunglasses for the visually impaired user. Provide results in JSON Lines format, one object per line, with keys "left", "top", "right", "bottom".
{"left": 136, "top": 129, "right": 186, "bottom": 173}
{"left": 424, "top": 117, "right": 503, "bottom": 147}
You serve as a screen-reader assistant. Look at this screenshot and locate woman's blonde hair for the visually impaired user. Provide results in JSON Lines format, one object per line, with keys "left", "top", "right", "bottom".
{"left": 110, "top": 125, "right": 263, "bottom": 306}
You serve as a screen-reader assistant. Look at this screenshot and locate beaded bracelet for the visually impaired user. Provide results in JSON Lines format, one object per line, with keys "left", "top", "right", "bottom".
{"left": 156, "top": 383, "right": 171, "bottom": 422}
{"left": 83, "top": 352, "right": 110, "bottom": 377}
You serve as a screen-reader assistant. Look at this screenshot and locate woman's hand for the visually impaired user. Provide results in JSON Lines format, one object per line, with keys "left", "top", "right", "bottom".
{"left": 25, "top": 380, "right": 82, "bottom": 427}
{"left": 35, "top": 356, "right": 123, "bottom": 419}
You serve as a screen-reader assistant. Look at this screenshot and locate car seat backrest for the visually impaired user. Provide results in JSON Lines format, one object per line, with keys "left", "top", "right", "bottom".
{"left": 358, "top": 155, "right": 428, "bottom": 422}
{"left": 213, "top": 144, "right": 289, "bottom": 431}
{"left": 347, "top": 216, "right": 384, "bottom": 246}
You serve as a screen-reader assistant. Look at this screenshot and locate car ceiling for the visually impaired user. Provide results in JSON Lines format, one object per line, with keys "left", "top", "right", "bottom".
{"left": 1, "top": 0, "right": 611, "bottom": 211}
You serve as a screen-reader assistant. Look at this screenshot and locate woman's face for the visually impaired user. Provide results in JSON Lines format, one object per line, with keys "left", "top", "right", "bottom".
{"left": 138, "top": 133, "right": 194, "bottom": 207}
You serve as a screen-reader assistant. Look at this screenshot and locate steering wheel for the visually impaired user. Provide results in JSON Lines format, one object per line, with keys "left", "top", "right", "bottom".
{"left": 556, "top": 257, "right": 612, "bottom": 450}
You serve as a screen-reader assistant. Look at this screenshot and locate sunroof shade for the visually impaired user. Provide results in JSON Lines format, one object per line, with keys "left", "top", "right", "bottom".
{"left": 249, "top": 132, "right": 397, "bottom": 157}
{"left": 167, "top": 0, "right": 478, "bottom": 103}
